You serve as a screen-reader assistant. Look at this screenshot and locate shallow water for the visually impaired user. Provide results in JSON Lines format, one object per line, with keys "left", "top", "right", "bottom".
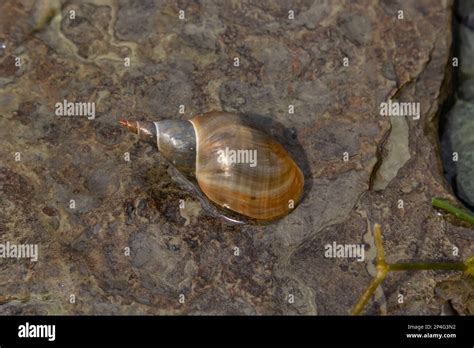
{"left": 0, "top": 0, "right": 470, "bottom": 316}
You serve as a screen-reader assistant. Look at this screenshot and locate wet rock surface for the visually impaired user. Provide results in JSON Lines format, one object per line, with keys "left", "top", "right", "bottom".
{"left": 0, "top": 0, "right": 471, "bottom": 315}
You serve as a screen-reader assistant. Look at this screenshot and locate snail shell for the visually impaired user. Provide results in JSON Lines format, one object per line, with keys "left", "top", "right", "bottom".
{"left": 120, "top": 112, "right": 304, "bottom": 222}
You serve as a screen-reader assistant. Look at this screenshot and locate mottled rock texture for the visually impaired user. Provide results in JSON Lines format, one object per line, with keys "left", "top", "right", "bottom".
{"left": 0, "top": 0, "right": 471, "bottom": 315}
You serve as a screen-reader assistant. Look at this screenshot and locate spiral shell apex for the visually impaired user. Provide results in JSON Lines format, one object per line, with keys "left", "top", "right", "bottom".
{"left": 120, "top": 112, "right": 304, "bottom": 223}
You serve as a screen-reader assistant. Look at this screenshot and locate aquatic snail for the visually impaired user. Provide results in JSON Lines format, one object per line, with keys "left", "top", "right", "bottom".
{"left": 119, "top": 112, "right": 304, "bottom": 223}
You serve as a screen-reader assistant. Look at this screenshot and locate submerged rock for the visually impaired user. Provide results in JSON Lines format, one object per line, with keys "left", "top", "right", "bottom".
{"left": 444, "top": 100, "right": 474, "bottom": 208}
{"left": 0, "top": 0, "right": 465, "bottom": 316}
{"left": 442, "top": 1, "right": 474, "bottom": 211}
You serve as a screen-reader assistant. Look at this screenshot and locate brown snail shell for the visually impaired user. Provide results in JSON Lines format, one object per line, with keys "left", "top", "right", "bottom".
{"left": 119, "top": 112, "right": 304, "bottom": 223}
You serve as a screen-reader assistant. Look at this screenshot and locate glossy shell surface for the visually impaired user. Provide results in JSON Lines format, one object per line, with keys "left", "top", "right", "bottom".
{"left": 189, "top": 112, "right": 304, "bottom": 221}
